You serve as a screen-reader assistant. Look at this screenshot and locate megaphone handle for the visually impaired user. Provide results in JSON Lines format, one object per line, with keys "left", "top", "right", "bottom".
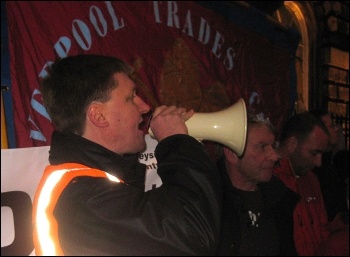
{"left": 147, "top": 112, "right": 155, "bottom": 138}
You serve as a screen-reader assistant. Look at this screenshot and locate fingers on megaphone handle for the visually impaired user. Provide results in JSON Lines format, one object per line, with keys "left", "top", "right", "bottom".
{"left": 147, "top": 106, "right": 193, "bottom": 138}
{"left": 150, "top": 106, "right": 189, "bottom": 123}
{"left": 147, "top": 105, "right": 169, "bottom": 138}
{"left": 147, "top": 105, "right": 167, "bottom": 137}
{"left": 181, "top": 109, "right": 194, "bottom": 121}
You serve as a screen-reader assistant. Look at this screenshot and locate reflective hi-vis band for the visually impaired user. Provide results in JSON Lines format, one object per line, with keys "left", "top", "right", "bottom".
{"left": 32, "top": 163, "right": 122, "bottom": 256}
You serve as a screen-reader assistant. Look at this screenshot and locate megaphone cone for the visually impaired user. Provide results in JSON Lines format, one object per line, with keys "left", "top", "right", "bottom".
{"left": 149, "top": 98, "right": 247, "bottom": 156}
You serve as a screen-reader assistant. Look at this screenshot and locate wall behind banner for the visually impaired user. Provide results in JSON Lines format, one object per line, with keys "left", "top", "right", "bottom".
{"left": 1, "top": 1, "right": 300, "bottom": 149}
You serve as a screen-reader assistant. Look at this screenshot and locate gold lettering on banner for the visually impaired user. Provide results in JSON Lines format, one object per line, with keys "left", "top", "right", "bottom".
{"left": 160, "top": 38, "right": 202, "bottom": 111}
{"left": 158, "top": 38, "right": 230, "bottom": 112}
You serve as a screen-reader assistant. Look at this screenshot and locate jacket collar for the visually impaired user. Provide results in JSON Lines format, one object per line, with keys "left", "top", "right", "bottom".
{"left": 49, "top": 130, "right": 146, "bottom": 189}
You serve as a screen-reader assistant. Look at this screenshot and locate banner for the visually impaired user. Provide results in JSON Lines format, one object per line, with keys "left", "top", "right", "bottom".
{"left": 1, "top": 135, "right": 159, "bottom": 256}
{"left": 6, "top": 1, "right": 294, "bottom": 148}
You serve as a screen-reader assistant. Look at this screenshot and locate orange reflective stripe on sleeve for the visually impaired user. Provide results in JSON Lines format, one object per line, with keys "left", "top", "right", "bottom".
{"left": 32, "top": 163, "right": 121, "bottom": 256}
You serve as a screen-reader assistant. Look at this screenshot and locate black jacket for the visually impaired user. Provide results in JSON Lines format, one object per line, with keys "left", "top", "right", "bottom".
{"left": 49, "top": 131, "right": 222, "bottom": 256}
{"left": 216, "top": 157, "right": 299, "bottom": 256}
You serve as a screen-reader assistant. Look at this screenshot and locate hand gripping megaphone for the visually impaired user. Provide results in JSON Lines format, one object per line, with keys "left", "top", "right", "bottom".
{"left": 148, "top": 98, "right": 247, "bottom": 156}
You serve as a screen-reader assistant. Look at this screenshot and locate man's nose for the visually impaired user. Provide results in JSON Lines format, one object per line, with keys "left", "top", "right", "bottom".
{"left": 267, "top": 146, "right": 279, "bottom": 162}
{"left": 137, "top": 96, "right": 151, "bottom": 114}
{"left": 314, "top": 153, "right": 323, "bottom": 167}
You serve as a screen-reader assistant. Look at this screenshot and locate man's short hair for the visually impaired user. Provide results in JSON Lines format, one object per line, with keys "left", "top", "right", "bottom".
{"left": 278, "top": 112, "right": 329, "bottom": 146}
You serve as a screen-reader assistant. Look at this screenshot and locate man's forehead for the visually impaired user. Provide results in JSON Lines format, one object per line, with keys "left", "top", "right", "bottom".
{"left": 249, "top": 126, "right": 275, "bottom": 144}
{"left": 303, "top": 126, "right": 329, "bottom": 150}
{"left": 113, "top": 73, "right": 135, "bottom": 89}
{"left": 312, "top": 126, "right": 329, "bottom": 138}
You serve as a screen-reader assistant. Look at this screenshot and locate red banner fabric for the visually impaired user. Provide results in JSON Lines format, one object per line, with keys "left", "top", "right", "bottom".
{"left": 6, "top": 1, "right": 292, "bottom": 148}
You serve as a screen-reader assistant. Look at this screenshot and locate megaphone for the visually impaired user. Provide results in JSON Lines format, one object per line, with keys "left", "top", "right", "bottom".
{"left": 148, "top": 98, "right": 247, "bottom": 156}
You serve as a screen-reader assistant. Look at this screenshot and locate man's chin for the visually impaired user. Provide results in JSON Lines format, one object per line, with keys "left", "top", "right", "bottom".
{"left": 262, "top": 173, "right": 273, "bottom": 182}
{"left": 137, "top": 140, "right": 147, "bottom": 153}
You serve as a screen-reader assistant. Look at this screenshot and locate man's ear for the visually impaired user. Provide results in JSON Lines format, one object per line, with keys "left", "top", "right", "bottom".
{"left": 87, "top": 102, "right": 109, "bottom": 127}
{"left": 223, "top": 147, "right": 239, "bottom": 164}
